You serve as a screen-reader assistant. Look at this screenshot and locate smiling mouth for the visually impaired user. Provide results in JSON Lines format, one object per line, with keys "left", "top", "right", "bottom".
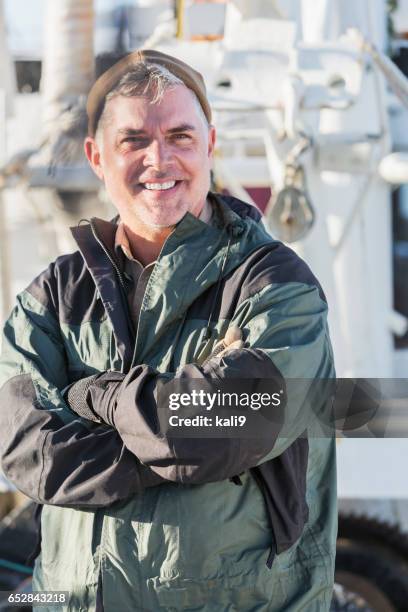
{"left": 140, "top": 180, "right": 181, "bottom": 191}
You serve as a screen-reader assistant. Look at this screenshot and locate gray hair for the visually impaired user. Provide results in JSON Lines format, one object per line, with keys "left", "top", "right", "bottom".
{"left": 95, "top": 62, "right": 209, "bottom": 146}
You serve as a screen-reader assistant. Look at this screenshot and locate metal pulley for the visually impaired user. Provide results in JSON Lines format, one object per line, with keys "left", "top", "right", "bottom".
{"left": 265, "top": 136, "right": 315, "bottom": 243}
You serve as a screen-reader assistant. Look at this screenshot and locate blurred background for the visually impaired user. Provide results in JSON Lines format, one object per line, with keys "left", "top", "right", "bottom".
{"left": 1, "top": 0, "right": 408, "bottom": 609}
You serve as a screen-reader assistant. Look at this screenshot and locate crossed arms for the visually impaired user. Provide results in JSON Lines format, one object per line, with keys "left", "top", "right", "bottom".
{"left": 0, "top": 280, "right": 334, "bottom": 508}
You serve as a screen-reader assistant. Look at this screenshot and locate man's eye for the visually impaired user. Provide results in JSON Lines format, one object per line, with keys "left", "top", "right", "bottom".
{"left": 173, "top": 133, "right": 190, "bottom": 141}
{"left": 121, "top": 137, "right": 147, "bottom": 146}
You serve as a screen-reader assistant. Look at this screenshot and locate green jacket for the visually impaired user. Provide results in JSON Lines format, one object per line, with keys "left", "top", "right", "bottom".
{"left": 0, "top": 193, "right": 337, "bottom": 611}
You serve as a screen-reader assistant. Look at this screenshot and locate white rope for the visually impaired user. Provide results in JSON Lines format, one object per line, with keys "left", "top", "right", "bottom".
{"left": 269, "top": 0, "right": 288, "bottom": 20}
{"left": 348, "top": 27, "right": 408, "bottom": 109}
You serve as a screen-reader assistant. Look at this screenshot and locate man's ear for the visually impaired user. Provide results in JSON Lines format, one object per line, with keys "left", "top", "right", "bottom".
{"left": 207, "top": 125, "right": 216, "bottom": 159}
{"left": 84, "top": 137, "right": 104, "bottom": 181}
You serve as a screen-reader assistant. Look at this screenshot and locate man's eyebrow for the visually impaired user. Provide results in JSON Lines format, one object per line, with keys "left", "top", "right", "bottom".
{"left": 167, "top": 124, "right": 196, "bottom": 133}
{"left": 117, "top": 128, "right": 146, "bottom": 136}
{"left": 116, "top": 124, "right": 196, "bottom": 136}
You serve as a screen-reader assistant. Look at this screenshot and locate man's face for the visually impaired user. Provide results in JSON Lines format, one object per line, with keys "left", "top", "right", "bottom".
{"left": 85, "top": 84, "right": 216, "bottom": 229}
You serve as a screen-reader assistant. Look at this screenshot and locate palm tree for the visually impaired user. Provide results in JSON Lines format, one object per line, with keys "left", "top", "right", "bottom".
{"left": 37, "top": 0, "right": 110, "bottom": 253}
{"left": 40, "top": 0, "right": 94, "bottom": 170}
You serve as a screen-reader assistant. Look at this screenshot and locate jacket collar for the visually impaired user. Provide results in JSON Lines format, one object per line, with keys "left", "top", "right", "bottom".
{"left": 70, "top": 193, "right": 271, "bottom": 370}
{"left": 71, "top": 218, "right": 135, "bottom": 369}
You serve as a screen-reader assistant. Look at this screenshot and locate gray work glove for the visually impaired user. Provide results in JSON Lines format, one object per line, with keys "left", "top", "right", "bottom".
{"left": 201, "top": 326, "right": 245, "bottom": 366}
{"left": 64, "top": 370, "right": 124, "bottom": 423}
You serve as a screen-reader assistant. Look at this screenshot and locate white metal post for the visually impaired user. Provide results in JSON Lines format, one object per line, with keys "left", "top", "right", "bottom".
{"left": 0, "top": 88, "right": 11, "bottom": 327}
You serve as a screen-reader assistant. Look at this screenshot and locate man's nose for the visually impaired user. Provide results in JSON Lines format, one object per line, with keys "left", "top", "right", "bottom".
{"left": 143, "top": 139, "right": 171, "bottom": 170}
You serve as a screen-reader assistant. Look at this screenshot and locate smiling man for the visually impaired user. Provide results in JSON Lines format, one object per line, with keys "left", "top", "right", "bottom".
{"left": 86, "top": 63, "right": 216, "bottom": 264}
{"left": 0, "top": 50, "right": 337, "bottom": 611}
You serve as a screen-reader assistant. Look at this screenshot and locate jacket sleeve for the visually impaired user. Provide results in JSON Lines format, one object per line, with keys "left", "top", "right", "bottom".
{"left": 230, "top": 281, "right": 336, "bottom": 462}
{"left": 77, "top": 281, "right": 335, "bottom": 484}
{"left": 0, "top": 291, "right": 165, "bottom": 508}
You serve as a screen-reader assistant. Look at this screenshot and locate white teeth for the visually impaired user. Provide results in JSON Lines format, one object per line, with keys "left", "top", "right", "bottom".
{"left": 143, "top": 181, "right": 176, "bottom": 190}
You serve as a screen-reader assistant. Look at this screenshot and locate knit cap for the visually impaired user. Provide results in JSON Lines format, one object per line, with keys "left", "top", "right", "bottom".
{"left": 86, "top": 49, "right": 212, "bottom": 136}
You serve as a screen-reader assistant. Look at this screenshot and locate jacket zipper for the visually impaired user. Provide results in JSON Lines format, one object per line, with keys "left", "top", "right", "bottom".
{"left": 89, "top": 220, "right": 136, "bottom": 369}
{"left": 89, "top": 220, "right": 127, "bottom": 293}
{"left": 130, "top": 230, "right": 177, "bottom": 369}
{"left": 89, "top": 218, "right": 169, "bottom": 370}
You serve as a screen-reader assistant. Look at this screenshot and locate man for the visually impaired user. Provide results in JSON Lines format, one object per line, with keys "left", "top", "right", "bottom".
{"left": 0, "top": 50, "right": 336, "bottom": 610}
